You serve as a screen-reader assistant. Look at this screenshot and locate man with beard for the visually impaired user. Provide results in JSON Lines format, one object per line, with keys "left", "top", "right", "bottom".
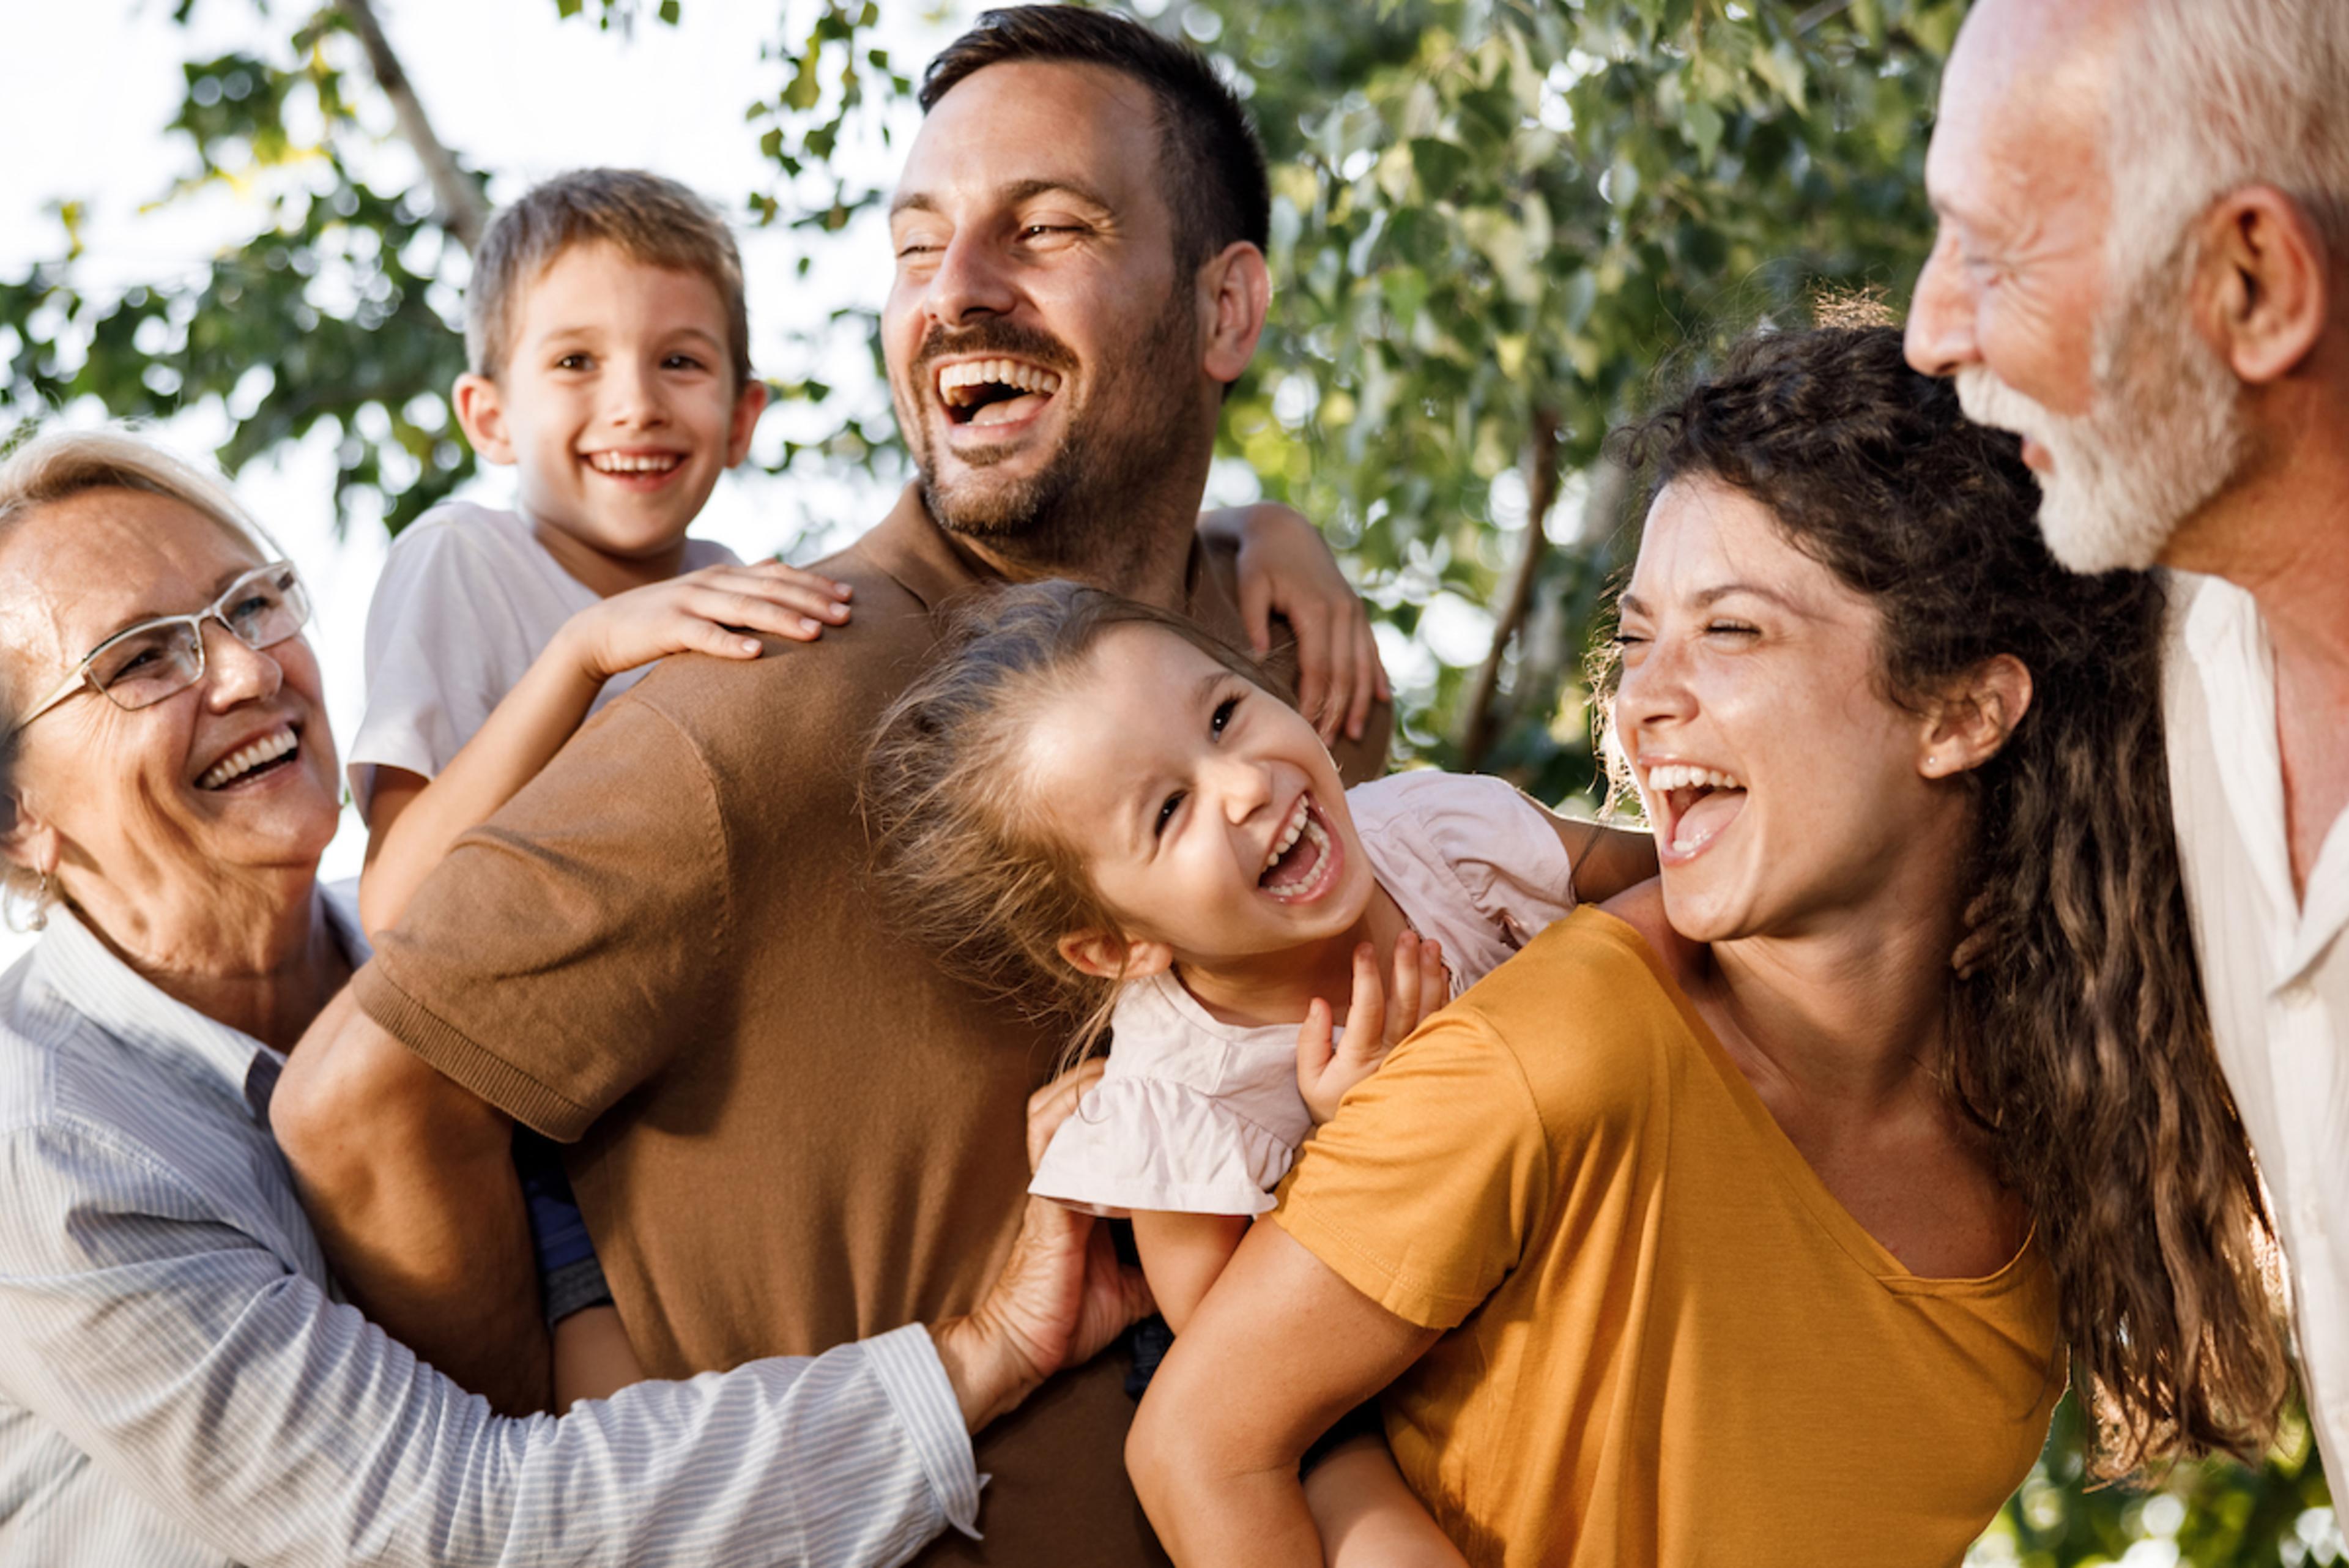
{"left": 274, "top": 9, "right": 1389, "bottom": 1563}
{"left": 1904, "top": 0, "right": 2349, "bottom": 1481}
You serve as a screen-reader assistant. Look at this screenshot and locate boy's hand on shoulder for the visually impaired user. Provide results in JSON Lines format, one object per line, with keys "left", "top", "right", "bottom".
{"left": 1211, "top": 502, "right": 1389, "bottom": 745}
{"left": 557, "top": 559, "right": 853, "bottom": 685}
{"left": 1296, "top": 931, "right": 1447, "bottom": 1125}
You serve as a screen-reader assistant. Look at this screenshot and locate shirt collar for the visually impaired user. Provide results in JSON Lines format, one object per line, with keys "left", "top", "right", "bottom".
{"left": 32, "top": 880, "right": 371, "bottom": 1126}
{"left": 2176, "top": 571, "right": 2349, "bottom": 984}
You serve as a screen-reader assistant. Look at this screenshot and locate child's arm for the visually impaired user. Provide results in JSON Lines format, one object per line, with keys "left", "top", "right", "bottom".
{"left": 1296, "top": 930, "right": 1447, "bottom": 1124}
{"left": 552, "top": 1306, "right": 647, "bottom": 1407}
{"left": 1557, "top": 817, "right": 1660, "bottom": 905}
{"left": 358, "top": 558, "right": 850, "bottom": 935}
{"left": 1307, "top": 1437, "right": 1470, "bottom": 1568}
{"left": 1199, "top": 502, "right": 1389, "bottom": 745}
{"left": 1517, "top": 797, "right": 1659, "bottom": 909}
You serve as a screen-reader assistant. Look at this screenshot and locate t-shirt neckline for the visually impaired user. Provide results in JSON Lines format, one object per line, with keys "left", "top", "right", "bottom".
{"left": 1577, "top": 906, "right": 2042, "bottom": 1298}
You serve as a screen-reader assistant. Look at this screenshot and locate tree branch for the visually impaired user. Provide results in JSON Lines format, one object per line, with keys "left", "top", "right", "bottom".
{"left": 335, "top": 0, "right": 490, "bottom": 253}
{"left": 1459, "top": 407, "right": 1563, "bottom": 771}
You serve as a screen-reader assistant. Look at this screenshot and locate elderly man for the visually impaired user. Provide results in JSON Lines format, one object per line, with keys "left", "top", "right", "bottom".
{"left": 275, "top": 9, "right": 1387, "bottom": 1565}
{"left": 1905, "top": 0, "right": 2349, "bottom": 1478}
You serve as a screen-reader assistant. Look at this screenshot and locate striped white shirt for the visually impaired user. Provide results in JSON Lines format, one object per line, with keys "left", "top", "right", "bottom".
{"left": 0, "top": 886, "right": 981, "bottom": 1566}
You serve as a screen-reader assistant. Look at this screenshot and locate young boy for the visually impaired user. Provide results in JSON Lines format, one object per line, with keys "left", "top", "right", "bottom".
{"left": 351, "top": 168, "right": 1388, "bottom": 1409}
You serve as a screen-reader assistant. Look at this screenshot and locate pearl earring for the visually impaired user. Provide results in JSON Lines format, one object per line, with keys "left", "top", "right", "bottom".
{"left": 28, "top": 869, "right": 49, "bottom": 932}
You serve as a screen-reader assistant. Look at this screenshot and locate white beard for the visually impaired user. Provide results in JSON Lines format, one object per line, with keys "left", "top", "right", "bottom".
{"left": 1954, "top": 259, "right": 2247, "bottom": 574}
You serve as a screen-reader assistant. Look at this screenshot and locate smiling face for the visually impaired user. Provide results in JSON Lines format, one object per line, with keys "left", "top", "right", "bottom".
{"left": 1905, "top": 0, "right": 2246, "bottom": 573}
{"left": 1019, "top": 623, "right": 1373, "bottom": 972}
{"left": 455, "top": 240, "right": 765, "bottom": 570}
{"left": 1612, "top": 478, "right": 1962, "bottom": 945}
{"left": 0, "top": 488, "right": 341, "bottom": 909}
{"left": 885, "top": 59, "right": 1214, "bottom": 560}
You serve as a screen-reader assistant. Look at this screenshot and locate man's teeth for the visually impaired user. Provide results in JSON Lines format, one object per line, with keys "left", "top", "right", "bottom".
{"left": 1645, "top": 764, "right": 1745, "bottom": 793}
{"left": 937, "top": 359, "right": 1064, "bottom": 407}
{"left": 199, "top": 729, "right": 297, "bottom": 790}
{"left": 1263, "top": 798, "right": 1312, "bottom": 872}
{"left": 586, "top": 452, "right": 682, "bottom": 474}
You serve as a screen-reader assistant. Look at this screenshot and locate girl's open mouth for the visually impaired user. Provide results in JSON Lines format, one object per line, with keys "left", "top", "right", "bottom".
{"left": 1258, "top": 792, "right": 1345, "bottom": 904}
{"left": 1647, "top": 763, "right": 1748, "bottom": 863}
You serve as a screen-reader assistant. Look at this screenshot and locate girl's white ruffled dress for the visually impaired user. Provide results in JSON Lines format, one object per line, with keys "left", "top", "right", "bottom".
{"left": 1030, "top": 770, "right": 1584, "bottom": 1218}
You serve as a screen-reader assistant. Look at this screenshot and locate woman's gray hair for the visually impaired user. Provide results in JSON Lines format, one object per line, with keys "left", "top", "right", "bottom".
{"left": 2107, "top": 0, "right": 2349, "bottom": 270}
{"left": 0, "top": 427, "right": 283, "bottom": 927}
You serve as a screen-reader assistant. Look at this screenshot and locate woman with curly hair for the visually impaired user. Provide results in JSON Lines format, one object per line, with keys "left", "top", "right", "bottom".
{"left": 1129, "top": 325, "right": 2287, "bottom": 1566}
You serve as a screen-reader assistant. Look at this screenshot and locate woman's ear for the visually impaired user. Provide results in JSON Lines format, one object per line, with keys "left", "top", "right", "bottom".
{"left": 1920, "top": 654, "right": 2035, "bottom": 779}
{"left": 1056, "top": 929, "right": 1174, "bottom": 982}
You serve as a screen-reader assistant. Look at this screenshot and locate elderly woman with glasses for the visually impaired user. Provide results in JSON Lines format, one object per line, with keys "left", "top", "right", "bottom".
{"left": 0, "top": 426, "right": 1144, "bottom": 1568}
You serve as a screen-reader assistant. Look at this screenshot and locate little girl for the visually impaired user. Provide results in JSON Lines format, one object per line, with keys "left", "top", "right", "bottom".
{"left": 863, "top": 580, "right": 1655, "bottom": 1564}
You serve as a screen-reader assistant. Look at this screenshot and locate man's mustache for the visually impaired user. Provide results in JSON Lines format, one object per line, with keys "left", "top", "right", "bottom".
{"left": 910, "top": 321, "right": 1080, "bottom": 380}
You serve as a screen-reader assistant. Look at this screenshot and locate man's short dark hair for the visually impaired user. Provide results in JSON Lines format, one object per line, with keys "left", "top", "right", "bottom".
{"left": 918, "top": 6, "right": 1270, "bottom": 272}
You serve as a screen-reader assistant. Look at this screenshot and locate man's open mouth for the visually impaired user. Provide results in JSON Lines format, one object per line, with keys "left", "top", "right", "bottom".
{"left": 1645, "top": 763, "right": 1748, "bottom": 859}
{"left": 936, "top": 358, "right": 1064, "bottom": 429}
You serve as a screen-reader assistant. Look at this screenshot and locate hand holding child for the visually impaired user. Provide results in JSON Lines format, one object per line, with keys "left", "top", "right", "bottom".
{"left": 555, "top": 558, "right": 853, "bottom": 685}
{"left": 1027, "top": 1057, "right": 1108, "bottom": 1174}
{"left": 1296, "top": 931, "right": 1447, "bottom": 1125}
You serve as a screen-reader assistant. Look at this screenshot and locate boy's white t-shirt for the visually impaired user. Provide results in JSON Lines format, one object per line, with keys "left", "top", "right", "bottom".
{"left": 347, "top": 500, "right": 739, "bottom": 814}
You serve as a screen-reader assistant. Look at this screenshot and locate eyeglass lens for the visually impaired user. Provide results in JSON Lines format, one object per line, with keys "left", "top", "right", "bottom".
{"left": 87, "top": 567, "right": 311, "bottom": 712}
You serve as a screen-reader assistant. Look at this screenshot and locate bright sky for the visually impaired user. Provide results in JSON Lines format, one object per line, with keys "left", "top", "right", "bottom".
{"left": 0, "top": 0, "right": 992, "bottom": 967}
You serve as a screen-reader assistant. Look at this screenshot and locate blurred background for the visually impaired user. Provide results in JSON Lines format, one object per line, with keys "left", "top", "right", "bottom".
{"left": 0, "top": 0, "right": 2335, "bottom": 1559}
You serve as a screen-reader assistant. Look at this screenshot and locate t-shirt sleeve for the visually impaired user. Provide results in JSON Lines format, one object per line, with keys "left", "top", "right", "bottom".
{"left": 353, "top": 694, "right": 730, "bottom": 1142}
{"left": 1272, "top": 1009, "right": 1550, "bottom": 1329}
{"left": 347, "top": 522, "right": 544, "bottom": 814}
{"left": 1029, "top": 1075, "right": 1298, "bottom": 1219}
{"left": 1392, "top": 771, "right": 1582, "bottom": 943}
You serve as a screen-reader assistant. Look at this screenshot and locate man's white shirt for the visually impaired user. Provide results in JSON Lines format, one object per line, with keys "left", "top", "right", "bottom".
{"left": 2164, "top": 570, "right": 2349, "bottom": 1481}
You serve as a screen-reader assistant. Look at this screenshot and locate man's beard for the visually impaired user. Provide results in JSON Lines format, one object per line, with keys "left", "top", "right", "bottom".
{"left": 906, "top": 295, "right": 1201, "bottom": 578}
{"left": 1955, "top": 238, "right": 2247, "bottom": 574}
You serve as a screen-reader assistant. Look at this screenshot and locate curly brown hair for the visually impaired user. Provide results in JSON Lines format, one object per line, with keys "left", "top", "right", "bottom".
{"left": 1606, "top": 324, "right": 2288, "bottom": 1474}
{"left": 861, "top": 581, "right": 1285, "bottom": 1061}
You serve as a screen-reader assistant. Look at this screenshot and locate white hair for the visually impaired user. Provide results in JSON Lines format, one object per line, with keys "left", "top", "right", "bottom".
{"left": 2106, "top": 0, "right": 2349, "bottom": 269}
{"left": 0, "top": 426, "right": 283, "bottom": 924}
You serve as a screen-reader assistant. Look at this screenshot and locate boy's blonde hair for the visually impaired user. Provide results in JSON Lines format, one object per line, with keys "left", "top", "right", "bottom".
{"left": 465, "top": 168, "right": 752, "bottom": 387}
{"left": 861, "top": 581, "right": 1282, "bottom": 1060}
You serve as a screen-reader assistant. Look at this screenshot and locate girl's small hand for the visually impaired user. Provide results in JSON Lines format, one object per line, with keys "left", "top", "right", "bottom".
{"left": 560, "top": 559, "right": 853, "bottom": 685}
{"left": 1026, "top": 1057, "right": 1108, "bottom": 1174}
{"left": 1296, "top": 932, "right": 1447, "bottom": 1124}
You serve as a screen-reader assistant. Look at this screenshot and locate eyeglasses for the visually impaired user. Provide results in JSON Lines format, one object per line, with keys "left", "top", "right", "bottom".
{"left": 11, "top": 562, "right": 313, "bottom": 735}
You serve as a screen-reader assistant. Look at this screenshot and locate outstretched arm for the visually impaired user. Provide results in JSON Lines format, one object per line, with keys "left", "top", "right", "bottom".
{"left": 273, "top": 987, "right": 551, "bottom": 1413}
{"left": 1128, "top": 1218, "right": 1439, "bottom": 1567}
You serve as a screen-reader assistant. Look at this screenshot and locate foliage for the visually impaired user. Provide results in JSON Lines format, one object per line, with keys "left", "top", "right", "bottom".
{"left": 0, "top": 4, "right": 2333, "bottom": 1556}
{"left": 1, "top": 8, "right": 477, "bottom": 533}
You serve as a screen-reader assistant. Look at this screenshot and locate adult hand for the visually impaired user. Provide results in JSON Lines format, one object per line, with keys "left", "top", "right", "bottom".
{"left": 1227, "top": 503, "right": 1389, "bottom": 745}
{"left": 930, "top": 1195, "right": 1153, "bottom": 1433}
{"left": 557, "top": 559, "right": 853, "bottom": 683}
{"left": 1296, "top": 932, "right": 1445, "bottom": 1125}
{"left": 1026, "top": 1057, "right": 1107, "bottom": 1174}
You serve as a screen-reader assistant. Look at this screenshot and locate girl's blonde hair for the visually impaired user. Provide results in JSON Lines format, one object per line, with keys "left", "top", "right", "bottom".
{"left": 0, "top": 426, "right": 283, "bottom": 927}
{"left": 861, "top": 579, "right": 1282, "bottom": 1059}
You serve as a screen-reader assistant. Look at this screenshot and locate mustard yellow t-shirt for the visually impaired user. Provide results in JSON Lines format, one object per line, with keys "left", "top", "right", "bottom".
{"left": 1274, "top": 908, "right": 2062, "bottom": 1568}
